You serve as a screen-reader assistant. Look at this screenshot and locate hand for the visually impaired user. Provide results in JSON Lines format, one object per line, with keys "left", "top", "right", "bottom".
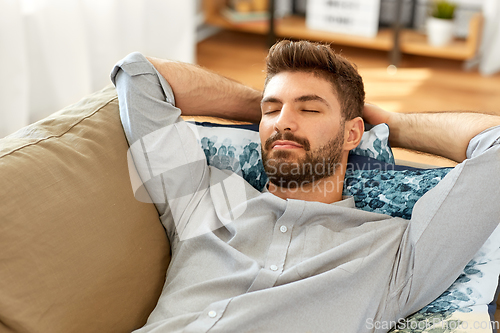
{"left": 362, "top": 103, "right": 394, "bottom": 126}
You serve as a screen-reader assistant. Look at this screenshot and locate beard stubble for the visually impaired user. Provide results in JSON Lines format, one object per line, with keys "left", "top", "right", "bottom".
{"left": 261, "top": 126, "right": 345, "bottom": 189}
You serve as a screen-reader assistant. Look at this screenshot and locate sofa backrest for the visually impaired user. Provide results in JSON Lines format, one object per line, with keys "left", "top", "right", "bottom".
{"left": 0, "top": 86, "right": 170, "bottom": 333}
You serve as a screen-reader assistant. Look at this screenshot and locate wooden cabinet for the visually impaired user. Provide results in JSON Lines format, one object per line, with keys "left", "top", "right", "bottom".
{"left": 203, "top": 0, "right": 483, "bottom": 62}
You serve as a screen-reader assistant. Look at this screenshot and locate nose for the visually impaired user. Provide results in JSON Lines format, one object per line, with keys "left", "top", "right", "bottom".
{"left": 273, "top": 105, "right": 297, "bottom": 133}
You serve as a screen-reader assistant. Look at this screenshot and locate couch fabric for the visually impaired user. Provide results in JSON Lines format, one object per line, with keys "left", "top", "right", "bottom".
{"left": 0, "top": 86, "right": 170, "bottom": 333}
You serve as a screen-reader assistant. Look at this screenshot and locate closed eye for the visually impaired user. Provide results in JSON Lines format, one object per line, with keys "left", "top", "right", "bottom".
{"left": 302, "top": 110, "right": 320, "bottom": 113}
{"left": 264, "top": 110, "right": 280, "bottom": 115}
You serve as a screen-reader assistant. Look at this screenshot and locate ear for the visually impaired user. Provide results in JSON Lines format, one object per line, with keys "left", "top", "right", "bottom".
{"left": 343, "top": 117, "right": 364, "bottom": 151}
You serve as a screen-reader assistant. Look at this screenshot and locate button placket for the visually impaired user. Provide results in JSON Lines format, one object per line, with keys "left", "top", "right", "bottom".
{"left": 246, "top": 200, "right": 305, "bottom": 293}
{"left": 264, "top": 201, "right": 303, "bottom": 275}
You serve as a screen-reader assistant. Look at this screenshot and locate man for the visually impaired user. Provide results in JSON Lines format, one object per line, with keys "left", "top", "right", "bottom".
{"left": 111, "top": 40, "right": 500, "bottom": 333}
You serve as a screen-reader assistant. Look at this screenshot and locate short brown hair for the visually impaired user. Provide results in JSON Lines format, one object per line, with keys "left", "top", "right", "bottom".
{"left": 265, "top": 40, "right": 365, "bottom": 120}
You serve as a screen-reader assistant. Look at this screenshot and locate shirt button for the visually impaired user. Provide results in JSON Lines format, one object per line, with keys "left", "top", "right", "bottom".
{"left": 208, "top": 310, "right": 217, "bottom": 318}
{"left": 270, "top": 264, "right": 278, "bottom": 271}
{"left": 279, "top": 225, "right": 288, "bottom": 233}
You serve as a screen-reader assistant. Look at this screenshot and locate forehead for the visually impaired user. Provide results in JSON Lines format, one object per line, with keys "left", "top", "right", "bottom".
{"left": 263, "top": 71, "right": 338, "bottom": 103}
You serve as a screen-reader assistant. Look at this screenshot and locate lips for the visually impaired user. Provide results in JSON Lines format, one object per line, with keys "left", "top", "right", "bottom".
{"left": 271, "top": 140, "right": 303, "bottom": 149}
{"left": 264, "top": 132, "right": 311, "bottom": 151}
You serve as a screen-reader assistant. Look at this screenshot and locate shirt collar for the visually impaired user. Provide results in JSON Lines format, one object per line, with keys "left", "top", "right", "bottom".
{"left": 262, "top": 182, "right": 355, "bottom": 208}
{"left": 331, "top": 196, "right": 356, "bottom": 208}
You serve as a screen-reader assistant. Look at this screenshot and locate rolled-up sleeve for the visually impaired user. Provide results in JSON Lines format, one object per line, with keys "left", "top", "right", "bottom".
{"left": 466, "top": 125, "right": 500, "bottom": 158}
{"left": 111, "top": 52, "right": 181, "bottom": 145}
{"left": 111, "top": 53, "right": 210, "bottom": 241}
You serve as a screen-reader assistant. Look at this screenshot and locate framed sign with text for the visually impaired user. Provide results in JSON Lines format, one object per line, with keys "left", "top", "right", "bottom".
{"left": 306, "top": 0, "right": 381, "bottom": 38}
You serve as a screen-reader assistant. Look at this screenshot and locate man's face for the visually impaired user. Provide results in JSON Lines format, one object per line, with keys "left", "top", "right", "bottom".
{"left": 259, "top": 71, "right": 346, "bottom": 188}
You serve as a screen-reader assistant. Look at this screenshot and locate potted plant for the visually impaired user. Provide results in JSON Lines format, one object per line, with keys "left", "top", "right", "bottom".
{"left": 426, "top": 0, "right": 457, "bottom": 46}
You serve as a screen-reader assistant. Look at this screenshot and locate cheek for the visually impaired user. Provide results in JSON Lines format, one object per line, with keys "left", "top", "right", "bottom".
{"left": 310, "top": 125, "right": 343, "bottom": 147}
{"left": 259, "top": 122, "right": 273, "bottom": 146}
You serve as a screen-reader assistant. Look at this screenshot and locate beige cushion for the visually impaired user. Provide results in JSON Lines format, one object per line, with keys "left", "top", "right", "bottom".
{"left": 0, "top": 86, "right": 170, "bottom": 333}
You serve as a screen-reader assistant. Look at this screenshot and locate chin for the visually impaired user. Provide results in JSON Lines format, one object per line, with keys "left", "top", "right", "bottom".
{"left": 270, "top": 149, "right": 303, "bottom": 159}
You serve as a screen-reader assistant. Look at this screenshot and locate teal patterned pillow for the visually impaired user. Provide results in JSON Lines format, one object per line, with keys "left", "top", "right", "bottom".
{"left": 344, "top": 168, "right": 452, "bottom": 219}
{"left": 190, "top": 122, "right": 267, "bottom": 191}
{"left": 350, "top": 123, "right": 395, "bottom": 164}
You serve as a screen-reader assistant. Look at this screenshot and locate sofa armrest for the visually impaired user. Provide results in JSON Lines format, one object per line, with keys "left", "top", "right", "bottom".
{"left": 0, "top": 86, "right": 170, "bottom": 333}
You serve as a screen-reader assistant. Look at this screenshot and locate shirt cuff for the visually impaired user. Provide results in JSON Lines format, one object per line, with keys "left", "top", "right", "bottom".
{"left": 466, "top": 125, "right": 500, "bottom": 159}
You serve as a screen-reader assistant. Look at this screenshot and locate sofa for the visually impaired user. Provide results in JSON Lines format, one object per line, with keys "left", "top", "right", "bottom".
{"left": 0, "top": 86, "right": 169, "bottom": 333}
{"left": 0, "top": 85, "right": 499, "bottom": 333}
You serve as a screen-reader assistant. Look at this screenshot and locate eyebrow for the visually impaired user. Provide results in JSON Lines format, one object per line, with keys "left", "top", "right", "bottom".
{"left": 296, "top": 94, "right": 330, "bottom": 107}
{"left": 261, "top": 94, "right": 330, "bottom": 108}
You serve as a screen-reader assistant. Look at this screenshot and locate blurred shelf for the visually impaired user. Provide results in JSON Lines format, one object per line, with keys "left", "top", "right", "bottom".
{"left": 399, "top": 27, "right": 481, "bottom": 60}
{"left": 204, "top": 0, "right": 483, "bottom": 62}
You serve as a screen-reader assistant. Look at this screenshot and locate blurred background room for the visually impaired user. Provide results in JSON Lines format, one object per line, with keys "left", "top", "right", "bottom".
{"left": 1, "top": 0, "right": 500, "bottom": 165}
